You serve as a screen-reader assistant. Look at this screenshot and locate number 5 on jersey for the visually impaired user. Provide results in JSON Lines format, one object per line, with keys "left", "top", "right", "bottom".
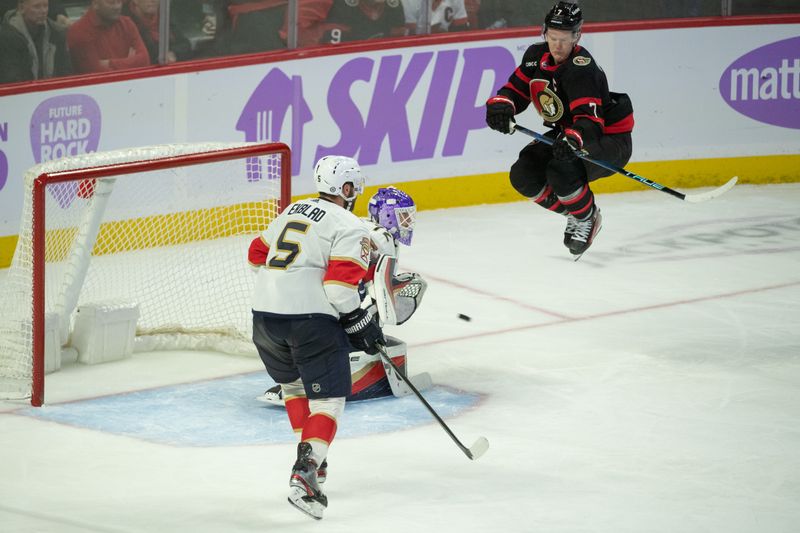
{"left": 268, "top": 221, "right": 310, "bottom": 269}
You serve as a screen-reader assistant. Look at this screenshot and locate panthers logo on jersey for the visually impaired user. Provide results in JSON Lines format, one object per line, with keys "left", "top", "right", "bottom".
{"left": 360, "top": 237, "right": 371, "bottom": 264}
{"left": 529, "top": 79, "right": 564, "bottom": 123}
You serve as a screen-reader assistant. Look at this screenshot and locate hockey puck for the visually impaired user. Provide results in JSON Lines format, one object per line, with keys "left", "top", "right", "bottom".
{"left": 458, "top": 313, "right": 472, "bottom": 322}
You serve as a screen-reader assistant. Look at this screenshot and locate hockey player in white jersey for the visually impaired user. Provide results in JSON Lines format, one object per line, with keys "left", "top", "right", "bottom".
{"left": 259, "top": 185, "right": 428, "bottom": 407}
{"left": 248, "top": 155, "right": 384, "bottom": 520}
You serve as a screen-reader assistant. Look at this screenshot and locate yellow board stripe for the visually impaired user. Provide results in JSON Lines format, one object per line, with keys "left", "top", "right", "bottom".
{"left": 350, "top": 153, "right": 800, "bottom": 216}
{"left": 0, "top": 235, "right": 16, "bottom": 267}
{"left": 1, "top": 154, "right": 798, "bottom": 269}
{"left": 0, "top": 200, "right": 279, "bottom": 267}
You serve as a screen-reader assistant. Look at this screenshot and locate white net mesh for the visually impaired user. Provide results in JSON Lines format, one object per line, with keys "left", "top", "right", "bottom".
{"left": 0, "top": 143, "right": 287, "bottom": 400}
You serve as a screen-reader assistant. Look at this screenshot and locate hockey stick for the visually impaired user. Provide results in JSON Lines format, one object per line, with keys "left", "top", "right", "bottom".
{"left": 513, "top": 124, "right": 738, "bottom": 203}
{"left": 377, "top": 345, "right": 489, "bottom": 461}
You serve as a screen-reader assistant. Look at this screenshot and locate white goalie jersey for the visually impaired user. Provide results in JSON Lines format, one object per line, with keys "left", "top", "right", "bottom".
{"left": 361, "top": 219, "right": 427, "bottom": 326}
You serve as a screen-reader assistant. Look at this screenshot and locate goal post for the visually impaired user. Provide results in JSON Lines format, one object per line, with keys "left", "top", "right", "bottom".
{"left": 0, "top": 142, "right": 291, "bottom": 406}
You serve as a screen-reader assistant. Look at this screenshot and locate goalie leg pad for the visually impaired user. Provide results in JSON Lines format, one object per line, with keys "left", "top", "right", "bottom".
{"left": 379, "top": 336, "right": 432, "bottom": 398}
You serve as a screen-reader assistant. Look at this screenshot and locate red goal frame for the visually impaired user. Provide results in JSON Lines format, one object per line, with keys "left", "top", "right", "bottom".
{"left": 29, "top": 142, "right": 291, "bottom": 406}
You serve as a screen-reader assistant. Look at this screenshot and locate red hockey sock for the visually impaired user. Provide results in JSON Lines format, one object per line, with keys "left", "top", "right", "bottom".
{"left": 285, "top": 396, "right": 310, "bottom": 434}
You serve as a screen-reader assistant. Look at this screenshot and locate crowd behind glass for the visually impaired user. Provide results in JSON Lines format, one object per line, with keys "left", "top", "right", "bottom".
{"left": 0, "top": 0, "right": 797, "bottom": 84}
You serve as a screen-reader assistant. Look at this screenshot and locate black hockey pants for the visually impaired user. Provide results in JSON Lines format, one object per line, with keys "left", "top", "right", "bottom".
{"left": 509, "top": 131, "right": 633, "bottom": 199}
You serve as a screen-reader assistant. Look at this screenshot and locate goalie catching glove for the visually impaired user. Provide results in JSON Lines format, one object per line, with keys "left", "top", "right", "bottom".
{"left": 340, "top": 306, "right": 385, "bottom": 355}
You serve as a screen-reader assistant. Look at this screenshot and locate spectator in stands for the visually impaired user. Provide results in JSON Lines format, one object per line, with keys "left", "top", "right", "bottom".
{"left": 278, "top": 0, "right": 332, "bottom": 48}
{"left": 1, "top": 0, "right": 14, "bottom": 17}
{"left": 464, "top": 0, "right": 478, "bottom": 28}
{"left": 171, "top": 0, "right": 218, "bottom": 54}
{"left": 3, "top": 0, "right": 74, "bottom": 28}
{"left": 48, "top": 0, "right": 69, "bottom": 26}
{"left": 67, "top": 0, "right": 149, "bottom": 73}
{"left": 274, "top": 0, "right": 405, "bottom": 47}
{"left": 162, "top": 0, "right": 222, "bottom": 58}
{"left": 209, "top": 0, "right": 288, "bottom": 55}
{"left": 220, "top": 0, "right": 403, "bottom": 52}
{"left": 123, "top": 0, "right": 192, "bottom": 63}
{"left": 217, "top": 0, "right": 287, "bottom": 55}
{"left": 401, "top": 0, "right": 469, "bottom": 34}
{"left": 477, "top": 0, "right": 535, "bottom": 28}
{"left": 0, "top": 0, "right": 72, "bottom": 83}
{"left": 319, "top": 0, "right": 406, "bottom": 44}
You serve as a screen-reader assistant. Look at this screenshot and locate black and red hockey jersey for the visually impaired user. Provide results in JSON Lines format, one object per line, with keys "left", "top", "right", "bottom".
{"left": 497, "top": 42, "right": 634, "bottom": 145}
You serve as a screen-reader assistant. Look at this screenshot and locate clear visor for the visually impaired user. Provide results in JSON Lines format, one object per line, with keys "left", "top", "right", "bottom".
{"left": 342, "top": 176, "right": 365, "bottom": 202}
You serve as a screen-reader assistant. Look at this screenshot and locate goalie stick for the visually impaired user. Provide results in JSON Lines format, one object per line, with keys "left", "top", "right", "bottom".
{"left": 377, "top": 345, "right": 489, "bottom": 461}
{"left": 514, "top": 124, "right": 738, "bottom": 203}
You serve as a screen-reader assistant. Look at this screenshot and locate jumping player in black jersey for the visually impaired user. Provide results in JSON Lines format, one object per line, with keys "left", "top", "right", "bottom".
{"left": 485, "top": 1, "right": 634, "bottom": 258}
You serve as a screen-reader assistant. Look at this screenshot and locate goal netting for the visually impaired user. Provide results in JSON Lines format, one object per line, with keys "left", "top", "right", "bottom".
{"left": 0, "top": 142, "right": 291, "bottom": 405}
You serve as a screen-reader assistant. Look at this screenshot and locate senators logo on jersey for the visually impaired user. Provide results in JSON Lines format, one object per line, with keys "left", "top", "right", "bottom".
{"left": 530, "top": 79, "right": 565, "bottom": 123}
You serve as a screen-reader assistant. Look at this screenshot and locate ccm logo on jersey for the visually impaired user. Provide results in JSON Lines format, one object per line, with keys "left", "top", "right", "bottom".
{"left": 573, "top": 56, "right": 592, "bottom": 66}
{"left": 525, "top": 61, "right": 538, "bottom": 67}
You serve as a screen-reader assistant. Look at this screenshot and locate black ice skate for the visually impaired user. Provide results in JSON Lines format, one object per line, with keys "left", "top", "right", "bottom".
{"left": 563, "top": 214, "right": 578, "bottom": 246}
{"left": 255, "top": 384, "right": 284, "bottom": 406}
{"left": 568, "top": 207, "right": 602, "bottom": 260}
{"left": 288, "top": 442, "right": 327, "bottom": 520}
{"left": 317, "top": 459, "right": 328, "bottom": 484}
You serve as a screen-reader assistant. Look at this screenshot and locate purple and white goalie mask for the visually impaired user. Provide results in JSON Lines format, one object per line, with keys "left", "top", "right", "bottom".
{"left": 368, "top": 186, "right": 416, "bottom": 246}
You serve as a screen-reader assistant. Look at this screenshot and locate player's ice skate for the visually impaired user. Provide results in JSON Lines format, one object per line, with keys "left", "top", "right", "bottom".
{"left": 569, "top": 207, "right": 602, "bottom": 260}
{"left": 317, "top": 459, "right": 328, "bottom": 484}
{"left": 563, "top": 214, "right": 578, "bottom": 246}
{"left": 288, "top": 442, "right": 327, "bottom": 520}
{"left": 255, "top": 384, "right": 283, "bottom": 406}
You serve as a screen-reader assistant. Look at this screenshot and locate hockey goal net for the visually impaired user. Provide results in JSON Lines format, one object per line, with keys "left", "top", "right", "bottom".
{"left": 0, "top": 142, "right": 291, "bottom": 406}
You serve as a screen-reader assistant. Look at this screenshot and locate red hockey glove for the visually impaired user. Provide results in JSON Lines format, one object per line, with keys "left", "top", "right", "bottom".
{"left": 552, "top": 128, "right": 584, "bottom": 161}
{"left": 485, "top": 96, "right": 516, "bottom": 134}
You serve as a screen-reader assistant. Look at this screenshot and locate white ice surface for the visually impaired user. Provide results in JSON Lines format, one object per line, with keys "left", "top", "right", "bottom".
{"left": 1, "top": 183, "right": 799, "bottom": 532}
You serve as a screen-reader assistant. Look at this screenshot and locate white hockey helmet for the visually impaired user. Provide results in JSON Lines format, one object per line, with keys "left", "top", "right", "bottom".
{"left": 313, "top": 155, "right": 365, "bottom": 203}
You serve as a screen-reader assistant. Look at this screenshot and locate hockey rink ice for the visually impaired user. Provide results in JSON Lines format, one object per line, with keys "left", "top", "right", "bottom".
{"left": 1, "top": 182, "right": 799, "bottom": 532}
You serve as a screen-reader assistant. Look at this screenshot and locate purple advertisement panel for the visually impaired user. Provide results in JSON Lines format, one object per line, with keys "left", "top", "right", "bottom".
{"left": 30, "top": 94, "right": 102, "bottom": 163}
{"left": 29, "top": 94, "right": 102, "bottom": 207}
{"left": 237, "top": 70, "right": 312, "bottom": 180}
{"left": 237, "top": 45, "right": 517, "bottom": 176}
{"left": 0, "top": 148, "right": 7, "bottom": 192}
{"left": 314, "top": 47, "right": 513, "bottom": 165}
{"left": 719, "top": 36, "right": 800, "bottom": 129}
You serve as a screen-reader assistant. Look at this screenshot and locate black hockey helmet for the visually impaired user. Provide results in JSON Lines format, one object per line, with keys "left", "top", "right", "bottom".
{"left": 544, "top": 2, "right": 583, "bottom": 33}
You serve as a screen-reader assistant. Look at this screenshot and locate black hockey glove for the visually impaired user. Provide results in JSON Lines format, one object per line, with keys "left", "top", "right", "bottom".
{"left": 552, "top": 128, "right": 584, "bottom": 161}
{"left": 485, "top": 96, "right": 516, "bottom": 134}
{"left": 340, "top": 307, "right": 385, "bottom": 355}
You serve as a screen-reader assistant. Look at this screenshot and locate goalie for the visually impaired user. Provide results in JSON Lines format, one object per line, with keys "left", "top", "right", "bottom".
{"left": 258, "top": 186, "right": 429, "bottom": 406}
